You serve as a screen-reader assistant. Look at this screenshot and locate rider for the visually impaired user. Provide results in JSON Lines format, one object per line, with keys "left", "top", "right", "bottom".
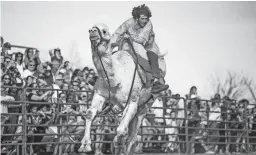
{"left": 110, "top": 4, "right": 169, "bottom": 93}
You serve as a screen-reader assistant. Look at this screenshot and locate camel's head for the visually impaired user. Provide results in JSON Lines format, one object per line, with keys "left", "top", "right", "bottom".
{"left": 89, "top": 23, "right": 111, "bottom": 47}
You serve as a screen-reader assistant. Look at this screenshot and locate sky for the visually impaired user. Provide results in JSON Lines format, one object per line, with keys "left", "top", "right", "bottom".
{"left": 1, "top": 1, "right": 256, "bottom": 98}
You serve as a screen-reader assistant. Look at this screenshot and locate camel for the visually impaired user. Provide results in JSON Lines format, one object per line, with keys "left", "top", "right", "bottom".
{"left": 78, "top": 23, "right": 168, "bottom": 155}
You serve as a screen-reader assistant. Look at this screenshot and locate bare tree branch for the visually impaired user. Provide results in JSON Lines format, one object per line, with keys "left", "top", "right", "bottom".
{"left": 211, "top": 71, "right": 248, "bottom": 99}
{"left": 244, "top": 78, "right": 256, "bottom": 103}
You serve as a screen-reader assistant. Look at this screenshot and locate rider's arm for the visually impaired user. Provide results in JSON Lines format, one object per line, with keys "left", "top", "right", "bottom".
{"left": 132, "top": 20, "right": 153, "bottom": 45}
{"left": 110, "top": 19, "right": 131, "bottom": 47}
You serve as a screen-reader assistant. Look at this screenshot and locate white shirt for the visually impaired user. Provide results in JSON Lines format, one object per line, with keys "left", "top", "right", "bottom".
{"left": 52, "top": 84, "right": 61, "bottom": 102}
{"left": 23, "top": 69, "right": 35, "bottom": 78}
{"left": 16, "top": 63, "right": 24, "bottom": 78}
{"left": 1, "top": 95, "right": 15, "bottom": 113}
{"left": 209, "top": 106, "right": 221, "bottom": 121}
{"left": 151, "top": 98, "right": 164, "bottom": 123}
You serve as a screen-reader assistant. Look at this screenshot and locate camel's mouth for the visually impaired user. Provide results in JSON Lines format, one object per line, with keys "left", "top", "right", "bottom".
{"left": 90, "top": 35, "right": 99, "bottom": 41}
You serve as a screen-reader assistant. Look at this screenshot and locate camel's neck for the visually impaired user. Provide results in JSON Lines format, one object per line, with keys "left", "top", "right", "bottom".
{"left": 91, "top": 41, "right": 113, "bottom": 78}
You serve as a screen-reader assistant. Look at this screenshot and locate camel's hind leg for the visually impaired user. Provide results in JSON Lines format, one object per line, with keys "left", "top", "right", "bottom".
{"left": 113, "top": 94, "right": 140, "bottom": 155}
{"left": 126, "top": 95, "right": 154, "bottom": 155}
{"left": 79, "top": 93, "right": 106, "bottom": 153}
{"left": 125, "top": 112, "right": 147, "bottom": 155}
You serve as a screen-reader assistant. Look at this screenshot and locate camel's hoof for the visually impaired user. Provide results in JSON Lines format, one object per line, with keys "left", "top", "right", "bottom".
{"left": 113, "top": 134, "right": 126, "bottom": 155}
{"left": 78, "top": 144, "right": 92, "bottom": 153}
{"left": 95, "top": 152, "right": 105, "bottom": 155}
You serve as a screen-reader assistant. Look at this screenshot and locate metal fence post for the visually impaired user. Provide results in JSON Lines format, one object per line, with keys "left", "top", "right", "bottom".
{"left": 23, "top": 88, "right": 27, "bottom": 155}
{"left": 183, "top": 98, "right": 189, "bottom": 154}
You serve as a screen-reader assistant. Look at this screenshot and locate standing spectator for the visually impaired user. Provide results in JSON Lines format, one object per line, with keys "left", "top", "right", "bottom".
{"left": 14, "top": 52, "right": 25, "bottom": 78}
{"left": 206, "top": 98, "right": 221, "bottom": 153}
{"left": 49, "top": 48, "right": 63, "bottom": 75}
{"left": 82, "top": 67, "right": 89, "bottom": 79}
{"left": 249, "top": 106, "right": 256, "bottom": 152}
{"left": 227, "top": 102, "right": 239, "bottom": 153}
{"left": 218, "top": 96, "right": 231, "bottom": 154}
{"left": 236, "top": 99, "right": 249, "bottom": 153}
{"left": 51, "top": 75, "right": 64, "bottom": 103}
{"left": 24, "top": 48, "right": 41, "bottom": 69}
{"left": 43, "top": 65, "right": 54, "bottom": 85}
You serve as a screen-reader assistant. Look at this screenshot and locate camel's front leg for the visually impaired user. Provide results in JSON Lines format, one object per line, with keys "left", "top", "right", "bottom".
{"left": 113, "top": 95, "right": 139, "bottom": 155}
{"left": 79, "top": 93, "right": 106, "bottom": 153}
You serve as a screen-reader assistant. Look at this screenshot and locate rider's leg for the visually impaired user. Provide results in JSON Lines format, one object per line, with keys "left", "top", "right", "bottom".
{"left": 147, "top": 51, "right": 169, "bottom": 93}
{"left": 133, "top": 41, "right": 169, "bottom": 93}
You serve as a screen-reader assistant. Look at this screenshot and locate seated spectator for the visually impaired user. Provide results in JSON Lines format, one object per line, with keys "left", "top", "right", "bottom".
{"left": 1, "top": 82, "right": 15, "bottom": 143}
{"left": 27, "top": 83, "right": 53, "bottom": 102}
{"left": 27, "top": 104, "right": 46, "bottom": 154}
{"left": 2, "top": 74, "right": 12, "bottom": 86}
{"left": 23, "top": 60, "right": 40, "bottom": 78}
{"left": 25, "top": 75, "right": 35, "bottom": 87}
{"left": 38, "top": 104, "right": 57, "bottom": 153}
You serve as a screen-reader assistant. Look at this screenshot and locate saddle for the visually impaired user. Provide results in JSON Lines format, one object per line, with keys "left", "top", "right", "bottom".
{"left": 117, "top": 38, "right": 162, "bottom": 87}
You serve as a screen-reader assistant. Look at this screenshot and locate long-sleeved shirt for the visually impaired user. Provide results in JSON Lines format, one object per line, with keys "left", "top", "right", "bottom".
{"left": 111, "top": 18, "right": 154, "bottom": 46}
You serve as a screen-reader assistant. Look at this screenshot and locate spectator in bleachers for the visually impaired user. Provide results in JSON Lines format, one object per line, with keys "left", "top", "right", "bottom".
{"left": 249, "top": 105, "right": 256, "bottom": 152}
{"left": 49, "top": 48, "right": 63, "bottom": 75}
{"left": 82, "top": 66, "right": 90, "bottom": 79}
{"left": 43, "top": 64, "right": 54, "bottom": 85}
{"left": 27, "top": 104, "right": 46, "bottom": 154}
{"left": 24, "top": 48, "right": 41, "bottom": 69}
{"left": 1, "top": 82, "right": 15, "bottom": 147}
{"left": 2, "top": 74, "right": 12, "bottom": 86}
{"left": 23, "top": 59, "right": 40, "bottom": 78}
{"left": 227, "top": 101, "right": 238, "bottom": 153}
{"left": 236, "top": 99, "right": 249, "bottom": 153}
{"left": 14, "top": 52, "right": 25, "bottom": 78}
{"left": 206, "top": 97, "right": 221, "bottom": 153}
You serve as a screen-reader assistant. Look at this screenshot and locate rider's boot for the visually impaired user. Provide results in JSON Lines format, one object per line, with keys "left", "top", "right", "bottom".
{"left": 147, "top": 51, "right": 169, "bottom": 94}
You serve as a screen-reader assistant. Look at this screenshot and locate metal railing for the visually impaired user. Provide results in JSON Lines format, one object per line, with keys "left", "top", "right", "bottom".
{"left": 1, "top": 86, "right": 256, "bottom": 154}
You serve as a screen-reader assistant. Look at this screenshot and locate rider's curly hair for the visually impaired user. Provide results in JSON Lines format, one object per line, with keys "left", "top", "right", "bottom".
{"left": 132, "top": 4, "right": 152, "bottom": 19}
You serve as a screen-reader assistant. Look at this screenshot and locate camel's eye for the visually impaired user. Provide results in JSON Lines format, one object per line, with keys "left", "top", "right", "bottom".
{"left": 102, "top": 30, "right": 106, "bottom": 35}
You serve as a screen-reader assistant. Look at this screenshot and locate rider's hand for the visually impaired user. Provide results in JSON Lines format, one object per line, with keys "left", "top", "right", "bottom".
{"left": 153, "top": 78, "right": 158, "bottom": 84}
{"left": 123, "top": 33, "right": 130, "bottom": 39}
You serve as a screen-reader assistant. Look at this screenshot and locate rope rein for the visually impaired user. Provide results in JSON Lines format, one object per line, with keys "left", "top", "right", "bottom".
{"left": 91, "top": 28, "right": 139, "bottom": 115}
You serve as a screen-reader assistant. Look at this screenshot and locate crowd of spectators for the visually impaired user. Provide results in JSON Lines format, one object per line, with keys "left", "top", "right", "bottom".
{"left": 1, "top": 37, "right": 97, "bottom": 155}
{"left": 1, "top": 37, "right": 256, "bottom": 155}
{"left": 139, "top": 86, "right": 256, "bottom": 154}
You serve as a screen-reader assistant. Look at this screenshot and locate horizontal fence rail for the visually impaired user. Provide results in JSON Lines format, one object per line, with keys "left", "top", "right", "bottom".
{"left": 1, "top": 86, "right": 256, "bottom": 155}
